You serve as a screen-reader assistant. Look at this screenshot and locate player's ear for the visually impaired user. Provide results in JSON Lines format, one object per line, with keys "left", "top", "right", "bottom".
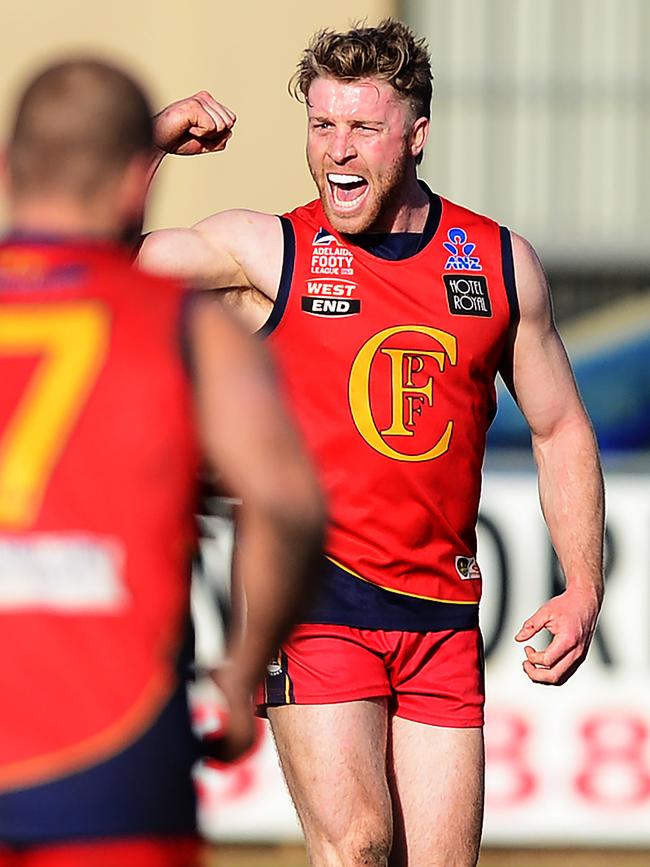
{"left": 410, "top": 116, "right": 429, "bottom": 161}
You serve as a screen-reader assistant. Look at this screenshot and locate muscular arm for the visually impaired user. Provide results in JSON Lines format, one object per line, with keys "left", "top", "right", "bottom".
{"left": 139, "top": 211, "right": 281, "bottom": 331}
{"left": 189, "top": 295, "right": 324, "bottom": 754}
{"left": 500, "top": 233, "right": 604, "bottom": 685}
{"left": 139, "top": 91, "right": 281, "bottom": 329}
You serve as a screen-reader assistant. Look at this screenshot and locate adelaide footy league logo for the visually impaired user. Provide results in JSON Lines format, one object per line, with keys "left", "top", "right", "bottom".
{"left": 348, "top": 325, "right": 457, "bottom": 462}
{"left": 312, "top": 227, "right": 337, "bottom": 246}
{"left": 311, "top": 227, "right": 354, "bottom": 276}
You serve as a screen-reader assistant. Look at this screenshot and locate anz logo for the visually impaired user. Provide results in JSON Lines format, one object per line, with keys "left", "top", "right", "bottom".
{"left": 443, "top": 227, "right": 482, "bottom": 271}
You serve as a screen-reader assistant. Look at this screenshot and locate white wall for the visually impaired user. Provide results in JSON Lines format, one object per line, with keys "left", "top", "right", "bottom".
{"left": 403, "top": 0, "right": 649, "bottom": 267}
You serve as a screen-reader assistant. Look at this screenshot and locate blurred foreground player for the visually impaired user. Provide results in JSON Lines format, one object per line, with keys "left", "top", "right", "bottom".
{"left": 0, "top": 60, "right": 323, "bottom": 866}
{"left": 141, "top": 19, "right": 605, "bottom": 867}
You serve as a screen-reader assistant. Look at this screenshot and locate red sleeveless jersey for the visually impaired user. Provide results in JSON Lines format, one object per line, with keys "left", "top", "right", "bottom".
{"left": 266, "top": 191, "right": 516, "bottom": 625}
{"left": 0, "top": 239, "right": 199, "bottom": 792}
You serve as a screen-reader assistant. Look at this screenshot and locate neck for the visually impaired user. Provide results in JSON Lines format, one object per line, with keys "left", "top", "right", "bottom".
{"left": 10, "top": 196, "right": 121, "bottom": 241}
{"left": 371, "top": 172, "right": 429, "bottom": 234}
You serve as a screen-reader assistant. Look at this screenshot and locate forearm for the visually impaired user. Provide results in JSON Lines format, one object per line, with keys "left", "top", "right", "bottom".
{"left": 145, "top": 144, "right": 166, "bottom": 189}
{"left": 227, "top": 501, "right": 323, "bottom": 691}
{"left": 533, "top": 413, "right": 604, "bottom": 603}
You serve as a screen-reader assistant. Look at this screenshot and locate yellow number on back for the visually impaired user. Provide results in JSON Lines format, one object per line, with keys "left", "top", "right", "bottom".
{"left": 0, "top": 303, "right": 109, "bottom": 528}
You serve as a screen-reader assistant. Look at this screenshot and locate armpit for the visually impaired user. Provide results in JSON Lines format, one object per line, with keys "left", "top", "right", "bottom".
{"left": 220, "top": 285, "right": 274, "bottom": 333}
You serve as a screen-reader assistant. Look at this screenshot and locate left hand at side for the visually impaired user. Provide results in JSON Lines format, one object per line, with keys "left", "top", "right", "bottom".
{"left": 515, "top": 583, "right": 602, "bottom": 685}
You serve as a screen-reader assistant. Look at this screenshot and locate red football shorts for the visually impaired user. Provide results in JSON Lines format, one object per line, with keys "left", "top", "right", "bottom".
{"left": 257, "top": 624, "right": 485, "bottom": 728}
{"left": 0, "top": 837, "right": 201, "bottom": 867}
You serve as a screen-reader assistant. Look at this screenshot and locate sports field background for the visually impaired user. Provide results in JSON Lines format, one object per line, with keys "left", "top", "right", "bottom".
{"left": 212, "top": 845, "right": 650, "bottom": 866}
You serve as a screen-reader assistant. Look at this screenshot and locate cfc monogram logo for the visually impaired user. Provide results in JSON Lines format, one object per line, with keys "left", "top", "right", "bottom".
{"left": 348, "top": 325, "right": 457, "bottom": 462}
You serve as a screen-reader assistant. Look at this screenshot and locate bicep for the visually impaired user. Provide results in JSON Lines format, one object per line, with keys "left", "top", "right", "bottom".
{"left": 502, "top": 234, "right": 588, "bottom": 440}
{"left": 137, "top": 221, "right": 247, "bottom": 290}
{"left": 138, "top": 210, "right": 284, "bottom": 302}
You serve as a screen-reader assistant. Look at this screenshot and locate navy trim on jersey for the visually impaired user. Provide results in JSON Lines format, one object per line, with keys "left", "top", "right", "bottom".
{"left": 0, "top": 685, "right": 198, "bottom": 845}
{"left": 348, "top": 182, "right": 442, "bottom": 261}
{"left": 302, "top": 558, "right": 479, "bottom": 632}
{"left": 352, "top": 230, "right": 423, "bottom": 260}
{"left": 258, "top": 216, "right": 295, "bottom": 337}
{"left": 419, "top": 181, "right": 443, "bottom": 248}
{"left": 500, "top": 226, "right": 519, "bottom": 325}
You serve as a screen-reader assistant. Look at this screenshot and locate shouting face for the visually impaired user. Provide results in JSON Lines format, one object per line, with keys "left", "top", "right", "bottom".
{"left": 306, "top": 76, "right": 427, "bottom": 234}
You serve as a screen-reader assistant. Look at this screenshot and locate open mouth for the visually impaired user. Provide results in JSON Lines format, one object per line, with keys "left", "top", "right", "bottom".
{"left": 327, "top": 173, "right": 369, "bottom": 211}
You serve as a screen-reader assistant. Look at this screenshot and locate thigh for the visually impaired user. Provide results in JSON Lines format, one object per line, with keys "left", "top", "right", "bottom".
{"left": 389, "top": 629, "right": 485, "bottom": 728}
{"left": 268, "top": 700, "right": 392, "bottom": 866}
{"left": 388, "top": 719, "right": 484, "bottom": 867}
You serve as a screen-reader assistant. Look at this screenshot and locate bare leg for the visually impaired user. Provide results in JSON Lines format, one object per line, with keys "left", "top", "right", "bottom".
{"left": 268, "top": 700, "right": 392, "bottom": 867}
{"left": 388, "top": 718, "right": 484, "bottom": 867}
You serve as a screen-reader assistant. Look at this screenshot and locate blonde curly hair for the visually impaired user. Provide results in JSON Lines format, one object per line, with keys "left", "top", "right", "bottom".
{"left": 290, "top": 18, "right": 433, "bottom": 121}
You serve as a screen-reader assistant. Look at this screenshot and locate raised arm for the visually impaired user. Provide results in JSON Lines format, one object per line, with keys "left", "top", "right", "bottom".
{"left": 500, "top": 233, "right": 605, "bottom": 686}
{"left": 188, "top": 295, "right": 325, "bottom": 757}
{"left": 138, "top": 92, "right": 283, "bottom": 329}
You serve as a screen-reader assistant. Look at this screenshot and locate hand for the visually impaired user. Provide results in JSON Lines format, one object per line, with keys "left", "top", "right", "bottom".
{"left": 515, "top": 584, "right": 602, "bottom": 685}
{"left": 153, "top": 91, "right": 236, "bottom": 157}
{"left": 200, "top": 665, "right": 256, "bottom": 763}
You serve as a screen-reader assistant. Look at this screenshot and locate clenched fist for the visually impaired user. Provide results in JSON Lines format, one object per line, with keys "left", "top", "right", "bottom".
{"left": 153, "top": 91, "right": 236, "bottom": 157}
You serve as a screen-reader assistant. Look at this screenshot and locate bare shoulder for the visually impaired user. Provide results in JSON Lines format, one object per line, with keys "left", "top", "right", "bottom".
{"left": 510, "top": 231, "right": 553, "bottom": 324}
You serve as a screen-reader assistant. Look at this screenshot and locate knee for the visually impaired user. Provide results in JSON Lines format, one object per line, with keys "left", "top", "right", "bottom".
{"left": 312, "top": 827, "right": 392, "bottom": 867}
{"left": 353, "top": 835, "right": 391, "bottom": 866}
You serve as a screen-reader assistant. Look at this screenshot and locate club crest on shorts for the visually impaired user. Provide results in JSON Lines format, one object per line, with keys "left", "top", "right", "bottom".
{"left": 455, "top": 556, "right": 482, "bottom": 580}
{"left": 266, "top": 660, "right": 283, "bottom": 676}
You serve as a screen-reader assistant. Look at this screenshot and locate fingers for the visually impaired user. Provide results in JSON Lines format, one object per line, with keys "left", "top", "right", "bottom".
{"left": 516, "top": 590, "right": 600, "bottom": 686}
{"left": 514, "top": 606, "right": 549, "bottom": 642}
{"left": 522, "top": 646, "right": 584, "bottom": 686}
{"left": 520, "top": 624, "right": 587, "bottom": 685}
{"left": 206, "top": 665, "right": 256, "bottom": 763}
{"left": 523, "top": 630, "right": 573, "bottom": 668}
{"left": 202, "top": 726, "right": 255, "bottom": 764}
{"left": 154, "top": 90, "right": 237, "bottom": 156}
{"left": 187, "top": 91, "right": 236, "bottom": 146}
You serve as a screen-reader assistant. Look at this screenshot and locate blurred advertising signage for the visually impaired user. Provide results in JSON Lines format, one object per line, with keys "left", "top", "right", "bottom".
{"left": 195, "top": 473, "right": 650, "bottom": 846}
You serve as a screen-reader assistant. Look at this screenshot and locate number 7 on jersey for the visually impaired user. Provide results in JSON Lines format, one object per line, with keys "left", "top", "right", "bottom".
{"left": 0, "top": 303, "right": 109, "bottom": 529}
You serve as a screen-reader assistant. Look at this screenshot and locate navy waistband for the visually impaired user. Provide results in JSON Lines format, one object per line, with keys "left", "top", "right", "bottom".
{"left": 302, "top": 558, "right": 479, "bottom": 632}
